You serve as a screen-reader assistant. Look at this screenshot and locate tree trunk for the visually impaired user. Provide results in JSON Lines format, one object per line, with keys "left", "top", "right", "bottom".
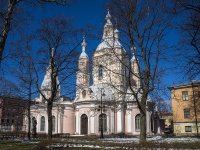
{"left": 0, "top": 0, "right": 16, "bottom": 61}
{"left": 47, "top": 101, "right": 53, "bottom": 139}
{"left": 139, "top": 96, "right": 147, "bottom": 142}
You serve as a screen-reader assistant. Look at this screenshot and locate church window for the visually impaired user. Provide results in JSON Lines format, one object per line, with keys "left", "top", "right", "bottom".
{"left": 82, "top": 90, "right": 86, "bottom": 98}
{"left": 99, "top": 65, "right": 103, "bottom": 80}
{"left": 31, "top": 117, "right": 35, "bottom": 130}
{"left": 40, "top": 116, "right": 45, "bottom": 131}
{"left": 99, "top": 114, "right": 107, "bottom": 132}
{"left": 135, "top": 114, "right": 140, "bottom": 131}
{"left": 52, "top": 116, "right": 55, "bottom": 132}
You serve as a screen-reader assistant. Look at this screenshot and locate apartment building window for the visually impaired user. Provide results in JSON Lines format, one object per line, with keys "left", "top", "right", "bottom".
{"left": 185, "top": 126, "right": 192, "bottom": 132}
{"left": 184, "top": 108, "right": 190, "bottom": 118}
{"left": 182, "top": 91, "right": 188, "bottom": 100}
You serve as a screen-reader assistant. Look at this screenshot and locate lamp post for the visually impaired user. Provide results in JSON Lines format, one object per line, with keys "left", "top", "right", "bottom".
{"left": 100, "top": 89, "right": 105, "bottom": 139}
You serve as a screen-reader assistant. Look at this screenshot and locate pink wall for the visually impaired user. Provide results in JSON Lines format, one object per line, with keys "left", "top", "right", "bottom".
{"left": 63, "top": 106, "right": 75, "bottom": 134}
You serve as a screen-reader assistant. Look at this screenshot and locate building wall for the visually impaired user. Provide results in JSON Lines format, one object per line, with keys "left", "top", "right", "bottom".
{"left": 0, "top": 97, "right": 27, "bottom": 132}
{"left": 174, "top": 122, "right": 200, "bottom": 136}
{"left": 63, "top": 106, "right": 75, "bottom": 134}
{"left": 170, "top": 82, "right": 200, "bottom": 136}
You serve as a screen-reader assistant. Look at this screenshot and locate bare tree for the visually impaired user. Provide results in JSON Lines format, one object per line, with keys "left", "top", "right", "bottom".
{"left": 108, "top": 0, "right": 174, "bottom": 142}
{"left": 172, "top": 0, "right": 200, "bottom": 79}
{"left": 10, "top": 33, "right": 37, "bottom": 140}
{"left": 0, "top": 77, "right": 20, "bottom": 97}
{"left": 34, "top": 16, "right": 80, "bottom": 139}
{"left": 0, "top": 0, "right": 76, "bottom": 62}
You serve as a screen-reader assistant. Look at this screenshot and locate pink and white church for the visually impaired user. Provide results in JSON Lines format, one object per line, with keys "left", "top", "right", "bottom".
{"left": 27, "top": 11, "right": 155, "bottom": 136}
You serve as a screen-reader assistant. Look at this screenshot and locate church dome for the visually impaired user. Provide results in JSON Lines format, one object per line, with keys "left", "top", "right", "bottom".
{"left": 95, "top": 10, "right": 125, "bottom": 52}
{"left": 96, "top": 39, "right": 122, "bottom": 51}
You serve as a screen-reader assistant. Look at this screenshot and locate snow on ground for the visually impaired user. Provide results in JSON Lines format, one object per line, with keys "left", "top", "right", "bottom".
{"left": 103, "top": 136, "right": 200, "bottom": 143}
{"left": 18, "top": 136, "right": 200, "bottom": 150}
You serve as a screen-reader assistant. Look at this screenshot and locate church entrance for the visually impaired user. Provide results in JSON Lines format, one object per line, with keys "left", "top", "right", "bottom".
{"left": 81, "top": 114, "right": 88, "bottom": 134}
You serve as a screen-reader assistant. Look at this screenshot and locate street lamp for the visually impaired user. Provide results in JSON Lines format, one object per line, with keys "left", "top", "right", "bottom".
{"left": 100, "top": 89, "right": 106, "bottom": 139}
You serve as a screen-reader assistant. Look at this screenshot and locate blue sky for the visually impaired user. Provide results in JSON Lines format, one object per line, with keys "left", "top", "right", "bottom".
{"left": 2, "top": 0, "right": 191, "bottom": 104}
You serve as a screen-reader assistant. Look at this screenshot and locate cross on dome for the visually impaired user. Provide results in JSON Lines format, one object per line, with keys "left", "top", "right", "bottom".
{"left": 79, "top": 35, "right": 88, "bottom": 58}
{"left": 81, "top": 35, "right": 86, "bottom": 53}
{"left": 105, "top": 9, "right": 112, "bottom": 25}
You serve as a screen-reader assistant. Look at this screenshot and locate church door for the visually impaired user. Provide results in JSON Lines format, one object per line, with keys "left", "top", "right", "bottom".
{"left": 81, "top": 114, "right": 88, "bottom": 134}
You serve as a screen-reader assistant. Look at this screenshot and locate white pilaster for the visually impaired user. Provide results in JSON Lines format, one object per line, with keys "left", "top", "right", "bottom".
{"left": 107, "top": 113, "right": 109, "bottom": 133}
{"left": 58, "top": 111, "right": 60, "bottom": 133}
{"left": 127, "top": 109, "right": 132, "bottom": 133}
{"left": 117, "top": 109, "right": 122, "bottom": 133}
{"left": 37, "top": 115, "right": 40, "bottom": 132}
{"left": 75, "top": 109, "right": 79, "bottom": 134}
{"left": 111, "top": 110, "right": 114, "bottom": 133}
{"left": 90, "top": 109, "right": 95, "bottom": 134}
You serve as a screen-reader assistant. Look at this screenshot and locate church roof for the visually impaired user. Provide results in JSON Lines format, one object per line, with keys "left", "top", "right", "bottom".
{"left": 96, "top": 38, "right": 122, "bottom": 51}
{"left": 79, "top": 51, "right": 88, "bottom": 58}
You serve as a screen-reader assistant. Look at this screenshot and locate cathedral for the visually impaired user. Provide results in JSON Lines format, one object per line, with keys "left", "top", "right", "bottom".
{"left": 27, "top": 11, "right": 155, "bottom": 136}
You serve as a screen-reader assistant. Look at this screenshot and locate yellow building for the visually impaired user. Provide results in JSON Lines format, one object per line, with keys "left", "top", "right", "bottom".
{"left": 169, "top": 80, "right": 200, "bottom": 136}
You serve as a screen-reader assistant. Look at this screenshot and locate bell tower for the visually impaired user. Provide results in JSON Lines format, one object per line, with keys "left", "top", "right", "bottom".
{"left": 76, "top": 36, "right": 90, "bottom": 95}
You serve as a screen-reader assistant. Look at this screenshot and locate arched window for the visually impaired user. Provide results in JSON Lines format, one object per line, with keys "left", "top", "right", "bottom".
{"left": 98, "top": 65, "right": 103, "bottom": 80}
{"left": 40, "top": 116, "right": 45, "bottom": 131}
{"left": 135, "top": 114, "right": 140, "bottom": 131}
{"left": 31, "top": 117, "right": 36, "bottom": 130}
{"left": 99, "top": 114, "right": 107, "bottom": 132}
{"left": 52, "top": 116, "right": 55, "bottom": 132}
{"left": 81, "top": 114, "right": 88, "bottom": 134}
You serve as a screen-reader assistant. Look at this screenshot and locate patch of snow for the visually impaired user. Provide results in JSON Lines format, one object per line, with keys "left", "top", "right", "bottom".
{"left": 103, "top": 136, "right": 200, "bottom": 143}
